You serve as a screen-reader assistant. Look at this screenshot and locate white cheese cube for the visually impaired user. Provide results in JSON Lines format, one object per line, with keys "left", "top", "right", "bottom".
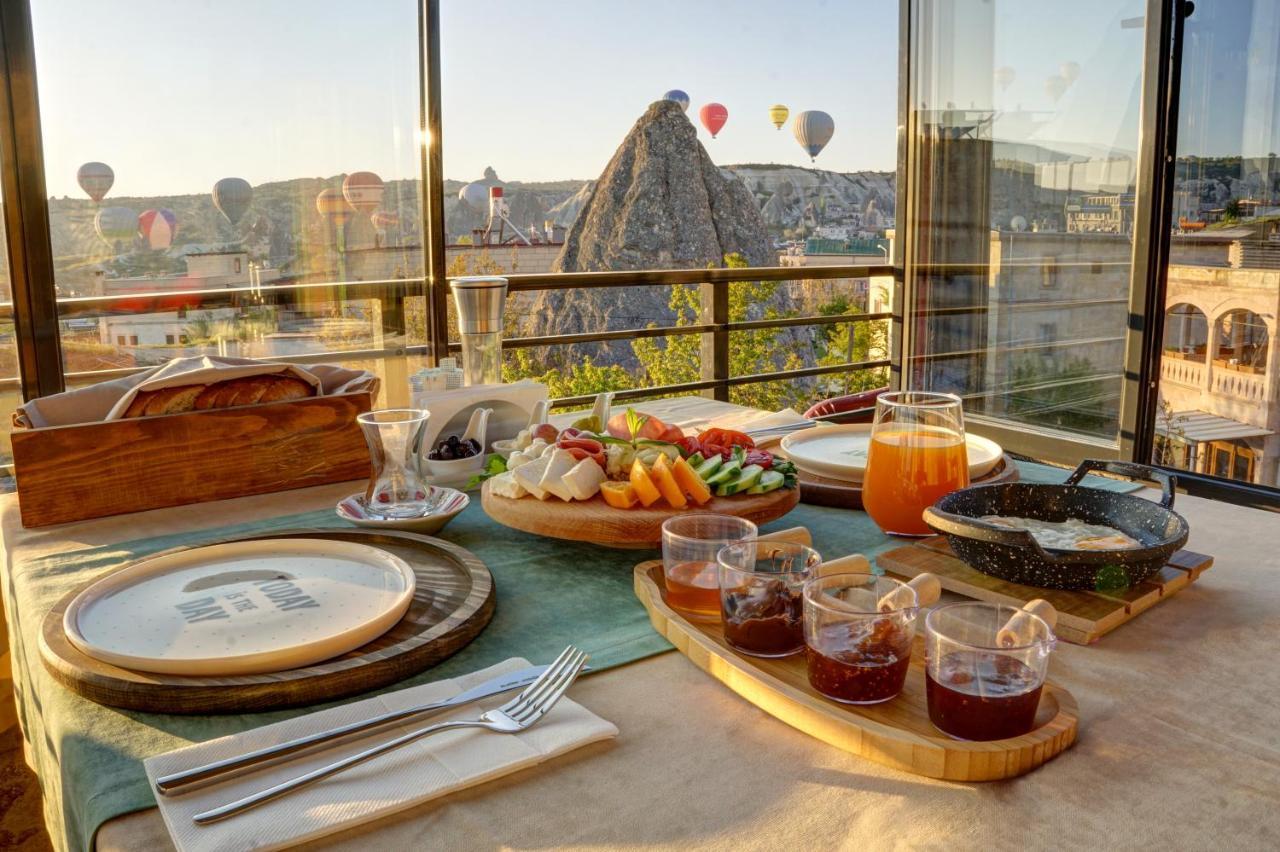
{"left": 512, "top": 455, "right": 552, "bottom": 499}
{"left": 563, "top": 458, "right": 607, "bottom": 500}
{"left": 488, "top": 471, "right": 527, "bottom": 499}
{"left": 539, "top": 449, "right": 578, "bottom": 501}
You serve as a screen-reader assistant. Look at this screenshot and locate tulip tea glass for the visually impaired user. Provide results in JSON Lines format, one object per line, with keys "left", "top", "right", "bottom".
{"left": 862, "top": 391, "right": 969, "bottom": 536}
{"left": 802, "top": 573, "right": 920, "bottom": 705}
{"left": 924, "top": 602, "right": 1057, "bottom": 741}
{"left": 661, "top": 514, "right": 758, "bottom": 622}
{"left": 358, "top": 409, "right": 432, "bottom": 520}
{"left": 717, "top": 541, "right": 822, "bottom": 657}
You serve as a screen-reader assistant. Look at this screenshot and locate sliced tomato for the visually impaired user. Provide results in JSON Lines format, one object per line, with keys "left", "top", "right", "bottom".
{"left": 743, "top": 449, "right": 773, "bottom": 469}
{"left": 674, "top": 436, "right": 703, "bottom": 458}
{"left": 698, "top": 428, "right": 754, "bottom": 450}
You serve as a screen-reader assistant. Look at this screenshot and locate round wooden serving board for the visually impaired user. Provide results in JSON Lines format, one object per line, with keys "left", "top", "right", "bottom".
{"left": 39, "top": 528, "right": 495, "bottom": 714}
{"left": 481, "top": 480, "right": 801, "bottom": 548}
{"left": 634, "top": 560, "right": 1078, "bottom": 781}
{"left": 791, "top": 453, "right": 1019, "bottom": 510}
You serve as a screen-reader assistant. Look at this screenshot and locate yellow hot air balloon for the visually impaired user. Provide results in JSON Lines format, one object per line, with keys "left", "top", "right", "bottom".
{"left": 769, "top": 104, "right": 790, "bottom": 130}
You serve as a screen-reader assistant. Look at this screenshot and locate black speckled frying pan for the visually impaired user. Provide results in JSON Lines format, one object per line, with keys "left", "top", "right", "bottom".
{"left": 922, "top": 460, "right": 1190, "bottom": 591}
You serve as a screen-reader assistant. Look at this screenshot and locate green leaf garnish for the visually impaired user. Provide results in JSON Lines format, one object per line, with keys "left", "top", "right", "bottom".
{"left": 466, "top": 454, "right": 508, "bottom": 490}
{"left": 625, "top": 407, "right": 648, "bottom": 440}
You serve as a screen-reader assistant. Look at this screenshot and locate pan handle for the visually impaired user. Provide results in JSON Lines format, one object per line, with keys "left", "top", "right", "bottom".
{"left": 1064, "top": 460, "right": 1177, "bottom": 508}
{"left": 921, "top": 506, "right": 1066, "bottom": 565}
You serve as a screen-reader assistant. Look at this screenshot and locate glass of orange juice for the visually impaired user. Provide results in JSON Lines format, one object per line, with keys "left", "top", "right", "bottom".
{"left": 862, "top": 391, "right": 969, "bottom": 536}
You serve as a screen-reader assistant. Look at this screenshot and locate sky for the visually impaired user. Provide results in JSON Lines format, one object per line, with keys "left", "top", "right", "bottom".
{"left": 28, "top": 0, "right": 1271, "bottom": 201}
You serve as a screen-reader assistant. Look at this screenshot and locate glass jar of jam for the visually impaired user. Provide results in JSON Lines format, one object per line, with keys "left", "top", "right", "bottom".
{"left": 717, "top": 541, "right": 821, "bottom": 658}
{"left": 802, "top": 573, "right": 920, "bottom": 705}
{"left": 924, "top": 602, "right": 1057, "bottom": 741}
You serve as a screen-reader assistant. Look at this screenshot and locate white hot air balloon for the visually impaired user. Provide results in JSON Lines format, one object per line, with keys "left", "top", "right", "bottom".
{"left": 792, "top": 110, "right": 835, "bottom": 162}
{"left": 1045, "top": 75, "right": 1068, "bottom": 103}
{"left": 1060, "top": 61, "right": 1080, "bottom": 84}
{"left": 994, "top": 66, "right": 1016, "bottom": 92}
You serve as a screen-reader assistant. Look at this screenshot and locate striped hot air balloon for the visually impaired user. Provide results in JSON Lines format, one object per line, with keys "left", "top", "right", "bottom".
{"left": 77, "top": 162, "right": 114, "bottom": 203}
{"left": 94, "top": 206, "right": 138, "bottom": 245}
{"left": 371, "top": 210, "right": 400, "bottom": 229}
{"left": 138, "top": 208, "right": 178, "bottom": 250}
{"left": 212, "top": 177, "right": 253, "bottom": 225}
{"left": 768, "top": 104, "right": 789, "bottom": 130}
{"left": 662, "top": 89, "right": 690, "bottom": 112}
{"left": 792, "top": 110, "right": 835, "bottom": 162}
{"left": 316, "top": 188, "right": 354, "bottom": 226}
{"left": 699, "top": 103, "right": 729, "bottom": 138}
{"left": 342, "top": 171, "right": 384, "bottom": 214}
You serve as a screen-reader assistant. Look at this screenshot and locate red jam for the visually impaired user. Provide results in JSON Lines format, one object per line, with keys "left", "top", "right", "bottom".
{"left": 925, "top": 651, "right": 1043, "bottom": 741}
{"left": 721, "top": 578, "right": 803, "bottom": 657}
{"left": 805, "top": 619, "right": 912, "bottom": 704}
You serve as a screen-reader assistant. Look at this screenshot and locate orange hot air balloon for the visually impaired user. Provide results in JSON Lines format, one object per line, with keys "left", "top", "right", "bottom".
{"left": 342, "top": 171, "right": 384, "bottom": 214}
{"left": 316, "top": 188, "right": 354, "bottom": 226}
{"left": 699, "top": 103, "right": 728, "bottom": 138}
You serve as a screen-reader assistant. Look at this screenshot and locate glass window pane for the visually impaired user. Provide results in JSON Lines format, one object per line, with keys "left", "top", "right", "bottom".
{"left": 0, "top": 185, "right": 18, "bottom": 490}
{"left": 30, "top": 0, "right": 427, "bottom": 406}
{"left": 440, "top": 1, "right": 897, "bottom": 403}
{"left": 901, "top": 0, "right": 1145, "bottom": 448}
{"left": 1156, "top": 0, "right": 1280, "bottom": 489}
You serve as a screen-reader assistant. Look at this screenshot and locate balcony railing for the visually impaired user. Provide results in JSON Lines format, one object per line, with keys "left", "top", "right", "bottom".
{"left": 1162, "top": 355, "right": 1206, "bottom": 388}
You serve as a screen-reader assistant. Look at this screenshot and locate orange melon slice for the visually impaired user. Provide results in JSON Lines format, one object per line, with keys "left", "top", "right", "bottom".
{"left": 672, "top": 456, "right": 712, "bottom": 505}
{"left": 601, "top": 480, "right": 638, "bottom": 509}
{"left": 650, "top": 455, "right": 688, "bottom": 509}
{"left": 629, "top": 459, "right": 662, "bottom": 507}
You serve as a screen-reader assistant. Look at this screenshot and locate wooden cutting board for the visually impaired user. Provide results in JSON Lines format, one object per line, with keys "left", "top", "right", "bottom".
{"left": 633, "top": 560, "right": 1078, "bottom": 781}
{"left": 481, "top": 481, "right": 800, "bottom": 548}
{"left": 876, "top": 538, "right": 1213, "bottom": 645}
{"left": 39, "top": 528, "right": 494, "bottom": 713}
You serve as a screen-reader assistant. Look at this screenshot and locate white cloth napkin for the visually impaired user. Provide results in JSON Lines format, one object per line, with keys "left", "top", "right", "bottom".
{"left": 144, "top": 658, "right": 617, "bottom": 852}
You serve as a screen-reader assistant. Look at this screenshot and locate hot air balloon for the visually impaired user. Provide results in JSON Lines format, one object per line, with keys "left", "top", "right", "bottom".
{"left": 371, "top": 210, "right": 400, "bottom": 229}
{"left": 137, "top": 208, "right": 177, "bottom": 250}
{"left": 342, "top": 171, "right": 384, "bottom": 214}
{"left": 212, "top": 177, "right": 253, "bottom": 225}
{"left": 699, "top": 103, "right": 729, "bottom": 138}
{"left": 1044, "top": 75, "right": 1068, "bottom": 103}
{"left": 662, "top": 89, "right": 689, "bottom": 112}
{"left": 77, "top": 162, "right": 114, "bottom": 203}
{"left": 768, "top": 104, "right": 789, "bottom": 130}
{"left": 94, "top": 207, "right": 138, "bottom": 246}
{"left": 994, "top": 66, "right": 1016, "bottom": 91}
{"left": 316, "top": 188, "right": 354, "bottom": 226}
{"left": 792, "top": 110, "right": 835, "bottom": 162}
{"left": 1059, "top": 61, "right": 1080, "bottom": 84}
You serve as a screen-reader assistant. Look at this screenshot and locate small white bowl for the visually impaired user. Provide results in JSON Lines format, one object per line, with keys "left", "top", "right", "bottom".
{"left": 336, "top": 487, "right": 470, "bottom": 534}
{"left": 490, "top": 439, "right": 519, "bottom": 459}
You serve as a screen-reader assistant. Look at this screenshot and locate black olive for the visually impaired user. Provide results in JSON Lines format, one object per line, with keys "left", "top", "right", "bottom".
{"left": 466, "top": 438, "right": 482, "bottom": 454}
{"left": 427, "top": 450, "right": 440, "bottom": 460}
{"left": 438, "top": 445, "right": 455, "bottom": 460}
{"left": 447, "top": 435, "right": 461, "bottom": 445}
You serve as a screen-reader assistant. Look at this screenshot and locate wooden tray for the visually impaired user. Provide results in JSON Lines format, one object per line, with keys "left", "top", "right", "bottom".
{"left": 792, "top": 453, "right": 1019, "bottom": 510}
{"left": 877, "top": 538, "right": 1213, "bottom": 645}
{"left": 13, "top": 392, "right": 375, "bottom": 528}
{"left": 633, "top": 561, "right": 1078, "bottom": 781}
{"left": 39, "top": 528, "right": 494, "bottom": 713}
{"left": 481, "top": 481, "right": 800, "bottom": 548}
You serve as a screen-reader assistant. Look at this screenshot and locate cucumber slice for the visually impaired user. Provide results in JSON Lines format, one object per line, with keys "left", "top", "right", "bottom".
{"left": 704, "top": 458, "right": 742, "bottom": 486}
{"left": 716, "top": 465, "right": 764, "bottom": 497}
{"left": 694, "top": 455, "right": 723, "bottom": 480}
{"left": 686, "top": 451, "right": 705, "bottom": 467}
{"left": 746, "top": 470, "right": 785, "bottom": 494}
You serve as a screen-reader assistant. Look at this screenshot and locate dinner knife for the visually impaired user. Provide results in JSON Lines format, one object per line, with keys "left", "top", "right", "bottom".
{"left": 155, "top": 664, "right": 565, "bottom": 796}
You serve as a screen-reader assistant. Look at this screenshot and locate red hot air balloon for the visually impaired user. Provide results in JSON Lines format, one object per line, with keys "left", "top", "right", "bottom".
{"left": 138, "top": 208, "right": 178, "bottom": 250}
{"left": 77, "top": 162, "right": 114, "bottom": 203}
{"left": 699, "top": 103, "right": 729, "bottom": 138}
{"left": 342, "top": 171, "right": 384, "bottom": 214}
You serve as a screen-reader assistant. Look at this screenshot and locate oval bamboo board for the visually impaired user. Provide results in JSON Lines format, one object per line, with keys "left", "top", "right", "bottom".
{"left": 633, "top": 561, "right": 1078, "bottom": 781}
{"left": 481, "top": 481, "right": 801, "bottom": 548}
{"left": 39, "top": 528, "right": 495, "bottom": 714}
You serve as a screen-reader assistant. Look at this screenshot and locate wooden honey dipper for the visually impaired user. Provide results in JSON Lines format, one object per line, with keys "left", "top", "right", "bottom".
{"left": 997, "top": 599, "right": 1058, "bottom": 647}
{"left": 814, "top": 554, "right": 941, "bottom": 612}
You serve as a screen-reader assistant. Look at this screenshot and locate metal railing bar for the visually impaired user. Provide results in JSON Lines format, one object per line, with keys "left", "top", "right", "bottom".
{"left": 550, "top": 379, "right": 723, "bottom": 409}
{"left": 725, "top": 358, "right": 891, "bottom": 386}
{"left": 501, "top": 264, "right": 893, "bottom": 292}
{"left": 727, "top": 311, "right": 891, "bottom": 332}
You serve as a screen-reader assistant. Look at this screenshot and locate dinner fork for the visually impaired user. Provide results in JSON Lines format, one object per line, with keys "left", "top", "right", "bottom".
{"left": 192, "top": 646, "right": 589, "bottom": 825}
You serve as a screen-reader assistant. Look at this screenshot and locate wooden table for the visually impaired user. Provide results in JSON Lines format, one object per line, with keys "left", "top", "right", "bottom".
{"left": 2, "top": 397, "right": 1278, "bottom": 850}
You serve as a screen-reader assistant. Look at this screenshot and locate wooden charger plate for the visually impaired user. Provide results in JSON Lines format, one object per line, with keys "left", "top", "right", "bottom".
{"left": 40, "top": 528, "right": 495, "bottom": 714}
{"left": 634, "top": 561, "right": 1078, "bottom": 781}
{"left": 481, "top": 480, "right": 800, "bottom": 548}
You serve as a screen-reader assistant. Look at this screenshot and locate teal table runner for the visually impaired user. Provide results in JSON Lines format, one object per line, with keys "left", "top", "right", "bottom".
{"left": 4, "top": 461, "right": 1138, "bottom": 851}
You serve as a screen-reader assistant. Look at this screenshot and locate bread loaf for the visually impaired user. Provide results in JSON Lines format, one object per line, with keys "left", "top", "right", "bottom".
{"left": 124, "top": 373, "right": 317, "bottom": 418}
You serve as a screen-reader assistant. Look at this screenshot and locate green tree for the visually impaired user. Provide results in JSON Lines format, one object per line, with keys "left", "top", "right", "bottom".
{"left": 503, "top": 347, "right": 633, "bottom": 398}
{"left": 814, "top": 296, "right": 890, "bottom": 395}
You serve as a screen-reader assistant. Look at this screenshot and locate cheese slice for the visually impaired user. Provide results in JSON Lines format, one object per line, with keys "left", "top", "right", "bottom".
{"left": 563, "top": 458, "right": 607, "bottom": 500}
{"left": 539, "top": 449, "right": 578, "bottom": 501}
{"left": 512, "top": 455, "right": 552, "bottom": 499}
{"left": 488, "top": 470, "right": 527, "bottom": 499}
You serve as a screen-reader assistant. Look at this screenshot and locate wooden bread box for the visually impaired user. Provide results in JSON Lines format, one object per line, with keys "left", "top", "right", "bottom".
{"left": 12, "top": 391, "right": 374, "bottom": 528}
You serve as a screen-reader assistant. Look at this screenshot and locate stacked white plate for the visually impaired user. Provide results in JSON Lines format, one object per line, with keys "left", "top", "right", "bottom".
{"left": 778, "top": 423, "right": 1003, "bottom": 483}
{"left": 63, "top": 539, "right": 417, "bottom": 677}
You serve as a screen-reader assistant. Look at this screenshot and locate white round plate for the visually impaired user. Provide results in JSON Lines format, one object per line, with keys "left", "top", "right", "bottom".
{"left": 779, "top": 423, "right": 1002, "bottom": 483}
{"left": 336, "top": 487, "right": 469, "bottom": 534}
{"left": 64, "top": 538, "right": 416, "bottom": 676}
